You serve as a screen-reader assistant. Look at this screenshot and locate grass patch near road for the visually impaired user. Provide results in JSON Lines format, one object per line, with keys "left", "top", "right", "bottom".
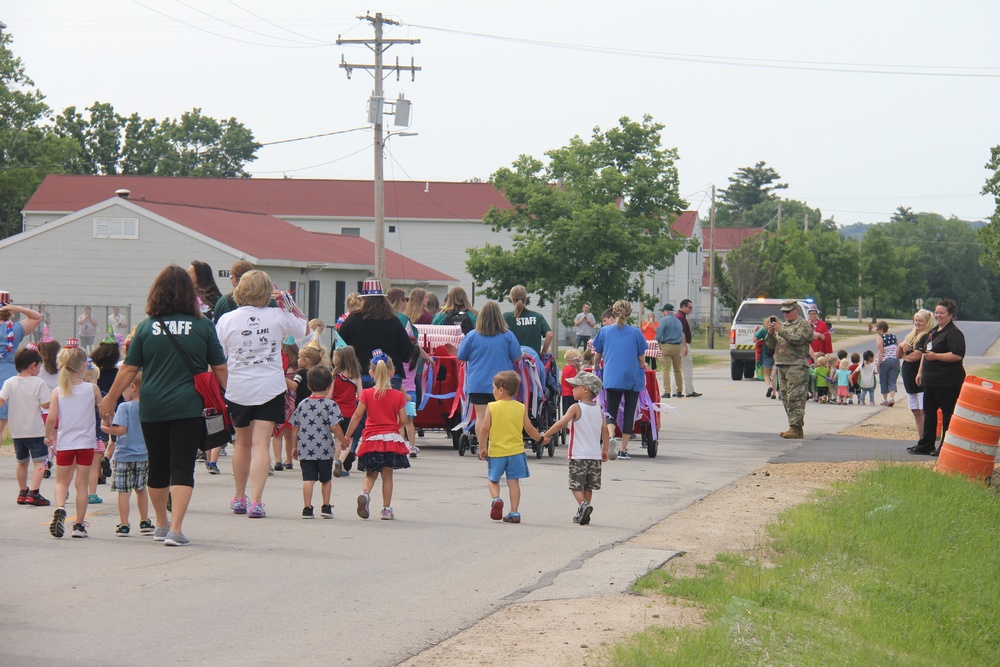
{"left": 610, "top": 465, "right": 1000, "bottom": 666}
{"left": 971, "top": 364, "right": 1000, "bottom": 382}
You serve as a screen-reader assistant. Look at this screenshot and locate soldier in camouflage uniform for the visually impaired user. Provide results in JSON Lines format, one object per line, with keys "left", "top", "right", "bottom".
{"left": 766, "top": 299, "right": 821, "bottom": 438}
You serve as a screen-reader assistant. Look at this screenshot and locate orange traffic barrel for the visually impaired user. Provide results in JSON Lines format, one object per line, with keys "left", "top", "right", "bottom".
{"left": 937, "top": 376, "right": 1000, "bottom": 480}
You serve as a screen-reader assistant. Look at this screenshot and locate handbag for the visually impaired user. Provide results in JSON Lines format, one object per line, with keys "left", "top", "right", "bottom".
{"left": 158, "top": 319, "right": 234, "bottom": 451}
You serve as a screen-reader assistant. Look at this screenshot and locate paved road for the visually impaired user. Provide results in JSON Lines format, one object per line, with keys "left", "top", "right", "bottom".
{"left": 843, "top": 320, "right": 1000, "bottom": 359}
{"left": 0, "top": 360, "right": 984, "bottom": 666}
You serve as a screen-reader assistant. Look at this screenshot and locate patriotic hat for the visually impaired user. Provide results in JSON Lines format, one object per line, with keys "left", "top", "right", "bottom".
{"left": 40, "top": 326, "right": 56, "bottom": 344}
{"left": 25, "top": 342, "right": 38, "bottom": 351}
{"left": 65, "top": 338, "right": 80, "bottom": 349}
{"left": 371, "top": 348, "right": 390, "bottom": 366}
{"left": 359, "top": 279, "right": 385, "bottom": 297}
{"left": 0, "top": 291, "right": 10, "bottom": 306}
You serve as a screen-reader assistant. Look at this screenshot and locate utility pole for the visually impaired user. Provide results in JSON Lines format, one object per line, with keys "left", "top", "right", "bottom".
{"left": 337, "top": 13, "right": 420, "bottom": 283}
{"left": 776, "top": 202, "right": 782, "bottom": 231}
{"left": 707, "top": 185, "right": 717, "bottom": 349}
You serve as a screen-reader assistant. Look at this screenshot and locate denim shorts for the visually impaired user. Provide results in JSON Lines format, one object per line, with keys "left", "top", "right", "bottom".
{"left": 14, "top": 437, "right": 48, "bottom": 464}
{"left": 486, "top": 452, "right": 530, "bottom": 482}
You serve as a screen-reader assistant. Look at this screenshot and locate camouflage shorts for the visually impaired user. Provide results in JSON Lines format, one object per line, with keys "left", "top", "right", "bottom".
{"left": 568, "top": 459, "right": 602, "bottom": 491}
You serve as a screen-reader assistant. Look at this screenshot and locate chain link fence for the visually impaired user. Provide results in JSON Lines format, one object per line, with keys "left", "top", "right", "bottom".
{"left": 21, "top": 303, "right": 134, "bottom": 352}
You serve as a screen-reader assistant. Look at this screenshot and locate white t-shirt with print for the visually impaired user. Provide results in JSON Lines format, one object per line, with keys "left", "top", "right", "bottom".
{"left": 216, "top": 306, "right": 305, "bottom": 406}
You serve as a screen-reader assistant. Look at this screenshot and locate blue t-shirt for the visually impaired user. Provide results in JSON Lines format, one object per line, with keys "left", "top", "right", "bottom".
{"left": 836, "top": 368, "right": 851, "bottom": 387}
{"left": 111, "top": 400, "right": 147, "bottom": 462}
{"left": 0, "top": 321, "right": 25, "bottom": 421}
{"left": 593, "top": 324, "right": 646, "bottom": 391}
{"left": 457, "top": 330, "right": 521, "bottom": 394}
{"left": 290, "top": 396, "right": 343, "bottom": 460}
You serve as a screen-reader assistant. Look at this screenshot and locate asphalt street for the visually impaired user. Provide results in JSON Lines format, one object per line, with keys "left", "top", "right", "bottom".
{"left": 1, "top": 352, "right": 994, "bottom": 666}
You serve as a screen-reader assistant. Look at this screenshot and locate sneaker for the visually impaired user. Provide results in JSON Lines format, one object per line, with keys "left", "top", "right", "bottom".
{"left": 409, "top": 445, "right": 419, "bottom": 458}
{"left": 50, "top": 507, "right": 67, "bottom": 538}
{"left": 273, "top": 461, "right": 284, "bottom": 472}
{"left": 247, "top": 502, "right": 266, "bottom": 519}
{"left": 302, "top": 505, "right": 315, "bottom": 519}
{"left": 219, "top": 445, "right": 228, "bottom": 456}
{"left": 340, "top": 470, "right": 351, "bottom": 477}
{"left": 71, "top": 522, "right": 89, "bottom": 538}
{"left": 139, "top": 519, "right": 155, "bottom": 534}
{"left": 116, "top": 523, "right": 130, "bottom": 537}
{"left": 101, "top": 456, "right": 112, "bottom": 478}
{"left": 153, "top": 527, "right": 169, "bottom": 541}
{"left": 97, "top": 475, "right": 106, "bottom": 485}
{"left": 268, "top": 466, "right": 274, "bottom": 476}
{"left": 207, "top": 462, "right": 221, "bottom": 475}
{"left": 334, "top": 459, "right": 342, "bottom": 478}
{"left": 320, "top": 504, "right": 334, "bottom": 518}
{"left": 344, "top": 451, "right": 356, "bottom": 472}
{"left": 17, "top": 488, "right": 29, "bottom": 505}
{"left": 284, "top": 462, "right": 294, "bottom": 471}
{"left": 231, "top": 496, "right": 248, "bottom": 514}
{"left": 87, "top": 494, "right": 103, "bottom": 504}
{"left": 502, "top": 512, "right": 521, "bottom": 524}
{"left": 163, "top": 531, "right": 190, "bottom": 547}
{"left": 490, "top": 497, "right": 504, "bottom": 521}
{"left": 608, "top": 437, "right": 619, "bottom": 461}
{"left": 573, "top": 505, "right": 583, "bottom": 524}
{"left": 381, "top": 507, "right": 395, "bottom": 520}
{"left": 357, "top": 491, "right": 370, "bottom": 519}
{"left": 579, "top": 502, "right": 594, "bottom": 526}
{"left": 28, "top": 492, "right": 51, "bottom": 507}
{"left": 195, "top": 451, "right": 206, "bottom": 461}
{"left": 617, "top": 449, "right": 632, "bottom": 460}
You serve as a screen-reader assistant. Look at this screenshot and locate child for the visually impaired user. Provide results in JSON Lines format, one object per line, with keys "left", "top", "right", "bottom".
{"left": 0, "top": 348, "right": 52, "bottom": 506}
{"left": 401, "top": 345, "right": 421, "bottom": 457}
{"left": 477, "top": 370, "right": 543, "bottom": 524}
{"left": 100, "top": 371, "right": 153, "bottom": 536}
{"left": 560, "top": 348, "right": 583, "bottom": 416}
{"left": 332, "top": 346, "right": 362, "bottom": 477}
{"left": 290, "top": 365, "right": 345, "bottom": 519}
{"left": 835, "top": 358, "right": 851, "bottom": 405}
{"left": 813, "top": 356, "right": 830, "bottom": 403}
{"left": 83, "top": 362, "right": 106, "bottom": 504}
{"left": 92, "top": 336, "right": 120, "bottom": 490}
{"left": 44, "top": 347, "right": 102, "bottom": 538}
{"left": 344, "top": 351, "right": 410, "bottom": 520}
{"left": 848, "top": 353, "right": 861, "bottom": 404}
{"left": 581, "top": 349, "right": 596, "bottom": 374}
{"left": 541, "top": 371, "right": 609, "bottom": 526}
{"left": 858, "top": 350, "right": 877, "bottom": 406}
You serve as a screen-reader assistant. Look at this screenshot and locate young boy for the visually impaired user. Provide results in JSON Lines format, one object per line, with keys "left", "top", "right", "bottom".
{"left": 100, "top": 372, "right": 153, "bottom": 536}
{"left": 0, "top": 348, "right": 52, "bottom": 506}
{"left": 290, "top": 365, "right": 346, "bottom": 519}
{"left": 541, "top": 371, "right": 609, "bottom": 526}
{"left": 478, "top": 370, "right": 543, "bottom": 524}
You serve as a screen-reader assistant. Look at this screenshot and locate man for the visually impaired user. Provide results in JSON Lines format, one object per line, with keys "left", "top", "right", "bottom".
{"left": 766, "top": 299, "right": 823, "bottom": 438}
{"left": 676, "top": 299, "right": 701, "bottom": 397}
{"left": 807, "top": 305, "right": 833, "bottom": 360}
{"left": 109, "top": 306, "right": 128, "bottom": 340}
{"left": 655, "top": 304, "right": 684, "bottom": 399}
{"left": 574, "top": 303, "right": 596, "bottom": 349}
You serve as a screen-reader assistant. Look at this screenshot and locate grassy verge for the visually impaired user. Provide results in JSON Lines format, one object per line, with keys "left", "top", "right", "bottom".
{"left": 610, "top": 465, "right": 1000, "bottom": 666}
{"left": 971, "top": 364, "right": 1000, "bottom": 382}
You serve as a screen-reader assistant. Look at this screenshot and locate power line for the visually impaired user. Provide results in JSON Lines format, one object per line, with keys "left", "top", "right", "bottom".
{"left": 222, "top": 0, "right": 331, "bottom": 45}
{"left": 169, "top": 0, "right": 328, "bottom": 46}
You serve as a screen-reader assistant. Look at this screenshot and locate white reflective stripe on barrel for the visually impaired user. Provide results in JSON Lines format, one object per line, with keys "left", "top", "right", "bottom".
{"left": 942, "top": 431, "right": 1000, "bottom": 456}
{"left": 953, "top": 404, "right": 1000, "bottom": 428}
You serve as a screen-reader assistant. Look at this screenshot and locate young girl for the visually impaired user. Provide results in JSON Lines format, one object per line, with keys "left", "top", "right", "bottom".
{"left": 44, "top": 347, "right": 102, "bottom": 538}
{"left": 560, "top": 348, "right": 583, "bottom": 415}
{"left": 271, "top": 339, "right": 302, "bottom": 472}
{"left": 344, "top": 352, "right": 410, "bottom": 520}
{"left": 813, "top": 356, "right": 830, "bottom": 403}
{"left": 332, "top": 345, "right": 362, "bottom": 477}
{"left": 835, "top": 358, "right": 851, "bottom": 405}
{"left": 858, "top": 350, "right": 877, "bottom": 406}
{"left": 401, "top": 345, "right": 421, "bottom": 457}
{"left": 91, "top": 338, "right": 120, "bottom": 497}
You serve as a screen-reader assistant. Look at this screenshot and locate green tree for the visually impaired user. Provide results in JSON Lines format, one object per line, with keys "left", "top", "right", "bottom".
{"left": 467, "top": 115, "right": 691, "bottom": 317}
{"left": 717, "top": 161, "right": 788, "bottom": 226}
{"left": 860, "top": 226, "right": 907, "bottom": 321}
{"left": 979, "top": 144, "right": 1000, "bottom": 273}
{"left": 715, "top": 235, "right": 779, "bottom": 308}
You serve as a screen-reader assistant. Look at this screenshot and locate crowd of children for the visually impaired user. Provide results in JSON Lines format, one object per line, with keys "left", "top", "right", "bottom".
{"left": 806, "top": 349, "right": 878, "bottom": 406}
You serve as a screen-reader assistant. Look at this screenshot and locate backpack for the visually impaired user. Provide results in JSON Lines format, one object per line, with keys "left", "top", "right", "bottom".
{"left": 442, "top": 309, "right": 474, "bottom": 334}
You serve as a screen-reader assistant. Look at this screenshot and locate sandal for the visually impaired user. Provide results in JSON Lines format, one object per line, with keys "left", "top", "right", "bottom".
{"left": 502, "top": 512, "right": 521, "bottom": 524}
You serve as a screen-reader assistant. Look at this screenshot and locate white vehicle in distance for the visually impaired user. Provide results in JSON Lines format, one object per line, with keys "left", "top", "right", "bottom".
{"left": 729, "top": 297, "right": 812, "bottom": 381}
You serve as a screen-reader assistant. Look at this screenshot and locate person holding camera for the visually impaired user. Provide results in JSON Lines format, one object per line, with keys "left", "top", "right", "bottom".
{"left": 765, "top": 301, "right": 824, "bottom": 439}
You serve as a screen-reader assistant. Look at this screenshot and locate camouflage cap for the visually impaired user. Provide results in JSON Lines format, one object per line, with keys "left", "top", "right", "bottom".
{"left": 779, "top": 299, "right": 798, "bottom": 312}
{"left": 567, "top": 371, "right": 603, "bottom": 395}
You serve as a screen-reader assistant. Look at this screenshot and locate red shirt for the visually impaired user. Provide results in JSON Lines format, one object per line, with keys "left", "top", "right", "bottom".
{"left": 331, "top": 374, "right": 358, "bottom": 418}
{"left": 360, "top": 387, "right": 406, "bottom": 437}
{"left": 561, "top": 364, "right": 579, "bottom": 397}
{"left": 809, "top": 317, "right": 833, "bottom": 355}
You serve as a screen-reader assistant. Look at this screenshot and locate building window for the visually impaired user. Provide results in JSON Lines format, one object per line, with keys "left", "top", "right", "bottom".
{"left": 93, "top": 217, "right": 139, "bottom": 239}
{"left": 341, "top": 227, "right": 360, "bottom": 237}
{"left": 388, "top": 225, "right": 396, "bottom": 233}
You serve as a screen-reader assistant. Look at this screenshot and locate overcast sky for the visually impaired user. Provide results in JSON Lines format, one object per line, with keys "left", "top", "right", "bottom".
{"left": 4, "top": 1, "right": 999, "bottom": 226}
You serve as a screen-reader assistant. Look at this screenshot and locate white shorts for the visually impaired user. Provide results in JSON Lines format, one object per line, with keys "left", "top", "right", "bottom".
{"left": 907, "top": 392, "right": 923, "bottom": 410}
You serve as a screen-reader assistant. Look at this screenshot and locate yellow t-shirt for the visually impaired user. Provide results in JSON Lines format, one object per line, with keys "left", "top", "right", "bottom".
{"left": 487, "top": 399, "right": 526, "bottom": 458}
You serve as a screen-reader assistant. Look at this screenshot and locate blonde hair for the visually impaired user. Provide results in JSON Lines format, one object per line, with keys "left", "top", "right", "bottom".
{"left": 839, "top": 358, "right": 850, "bottom": 370}
{"left": 564, "top": 348, "right": 582, "bottom": 363}
{"left": 371, "top": 358, "right": 395, "bottom": 397}
{"left": 404, "top": 288, "right": 426, "bottom": 324}
{"left": 233, "top": 270, "right": 273, "bottom": 307}
{"left": 345, "top": 292, "right": 362, "bottom": 312}
{"left": 333, "top": 345, "right": 362, "bottom": 380}
{"left": 904, "top": 309, "right": 934, "bottom": 349}
{"left": 298, "top": 346, "right": 322, "bottom": 369}
{"left": 131, "top": 370, "right": 143, "bottom": 391}
{"left": 815, "top": 356, "right": 828, "bottom": 367}
{"left": 83, "top": 367, "right": 99, "bottom": 384}
{"left": 308, "top": 318, "right": 325, "bottom": 333}
{"left": 441, "top": 286, "right": 476, "bottom": 317}
{"left": 612, "top": 299, "right": 632, "bottom": 327}
{"left": 57, "top": 347, "right": 87, "bottom": 396}
{"left": 509, "top": 285, "right": 529, "bottom": 318}
{"left": 475, "top": 301, "right": 508, "bottom": 337}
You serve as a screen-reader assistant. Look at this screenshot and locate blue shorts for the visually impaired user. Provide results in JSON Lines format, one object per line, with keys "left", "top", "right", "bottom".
{"left": 486, "top": 452, "right": 530, "bottom": 483}
{"left": 14, "top": 437, "right": 48, "bottom": 464}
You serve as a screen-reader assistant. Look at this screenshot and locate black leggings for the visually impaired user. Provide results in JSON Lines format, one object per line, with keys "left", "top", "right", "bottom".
{"left": 914, "top": 384, "right": 962, "bottom": 451}
{"left": 604, "top": 389, "right": 639, "bottom": 435}
{"left": 141, "top": 417, "right": 205, "bottom": 489}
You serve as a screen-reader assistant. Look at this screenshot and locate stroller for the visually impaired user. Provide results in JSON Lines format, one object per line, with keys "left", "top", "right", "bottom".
{"left": 517, "top": 347, "right": 561, "bottom": 458}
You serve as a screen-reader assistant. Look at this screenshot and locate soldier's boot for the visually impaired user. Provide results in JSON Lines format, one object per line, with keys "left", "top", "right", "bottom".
{"left": 780, "top": 425, "right": 804, "bottom": 439}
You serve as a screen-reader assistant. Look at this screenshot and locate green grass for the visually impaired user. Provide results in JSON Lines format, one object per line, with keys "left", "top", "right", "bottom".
{"left": 971, "top": 364, "right": 1000, "bottom": 382}
{"left": 609, "top": 465, "right": 1000, "bottom": 666}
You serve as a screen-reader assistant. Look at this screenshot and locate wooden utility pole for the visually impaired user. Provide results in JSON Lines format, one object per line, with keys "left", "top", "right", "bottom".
{"left": 707, "top": 185, "right": 717, "bottom": 349}
{"left": 337, "top": 13, "right": 420, "bottom": 282}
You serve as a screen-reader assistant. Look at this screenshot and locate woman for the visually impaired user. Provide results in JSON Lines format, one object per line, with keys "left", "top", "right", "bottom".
{"left": 897, "top": 309, "right": 934, "bottom": 437}
{"left": 503, "top": 285, "right": 552, "bottom": 358}
{"left": 424, "top": 292, "right": 440, "bottom": 322}
{"left": 875, "top": 321, "right": 899, "bottom": 406}
{"left": 188, "top": 260, "right": 224, "bottom": 323}
{"left": 215, "top": 270, "right": 307, "bottom": 518}
{"left": 431, "top": 286, "right": 477, "bottom": 333}
{"left": 77, "top": 306, "right": 98, "bottom": 352}
{"left": 755, "top": 318, "right": 778, "bottom": 400}
{"left": 0, "top": 302, "right": 44, "bottom": 437}
{"left": 909, "top": 299, "right": 966, "bottom": 456}
{"left": 339, "top": 282, "right": 414, "bottom": 388}
{"left": 405, "top": 288, "right": 431, "bottom": 327}
{"left": 457, "top": 301, "right": 521, "bottom": 445}
{"left": 99, "top": 265, "right": 227, "bottom": 546}
{"left": 592, "top": 300, "right": 647, "bottom": 461}
{"left": 640, "top": 312, "right": 658, "bottom": 371}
